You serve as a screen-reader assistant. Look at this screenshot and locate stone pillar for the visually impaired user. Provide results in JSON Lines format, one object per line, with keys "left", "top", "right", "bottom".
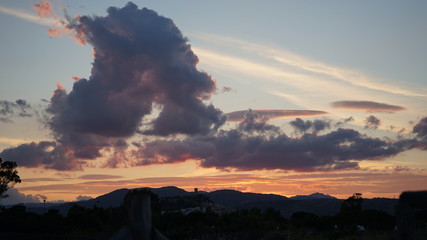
{"left": 125, "top": 190, "right": 152, "bottom": 240}
{"left": 396, "top": 191, "right": 427, "bottom": 240}
{"left": 396, "top": 201, "right": 415, "bottom": 240}
{"left": 111, "top": 190, "right": 169, "bottom": 240}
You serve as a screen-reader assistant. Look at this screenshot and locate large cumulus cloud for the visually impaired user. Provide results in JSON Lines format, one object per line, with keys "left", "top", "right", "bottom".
{"left": 1, "top": 2, "right": 224, "bottom": 170}
{"left": 58, "top": 3, "right": 224, "bottom": 137}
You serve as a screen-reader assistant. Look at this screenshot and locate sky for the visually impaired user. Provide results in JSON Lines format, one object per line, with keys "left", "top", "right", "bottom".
{"left": 0, "top": 0, "right": 426, "bottom": 204}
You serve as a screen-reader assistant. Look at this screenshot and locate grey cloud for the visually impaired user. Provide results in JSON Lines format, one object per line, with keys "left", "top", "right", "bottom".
{"left": 289, "top": 118, "right": 330, "bottom": 134}
{"left": 364, "top": 115, "right": 381, "bottom": 129}
{"left": 222, "top": 86, "right": 233, "bottom": 92}
{"left": 335, "top": 116, "right": 354, "bottom": 127}
{"left": 76, "top": 195, "right": 93, "bottom": 201}
{"left": 0, "top": 140, "right": 86, "bottom": 170}
{"left": 62, "top": 2, "right": 224, "bottom": 137}
{"left": 413, "top": 117, "right": 427, "bottom": 149}
{"left": 237, "top": 110, "right": 280, "bottom": 133}
{"left": 134, "top": 128, "right": 414, "bottom": 172}
{"left": 1, "top": 188, "right": 44, "bottom": 205}
{"left": 343, "top": 116, "right": 354, "bottom": 123}
{"left": 0, "top": 99, "right": 32, "bottom": 122}
{"left": 289, "top": 118, "right": 311, "bottom": 133}
{"left": 0, "top": 141, "right": 56, "bottom": 168}
{"left": 144, "top": 104, "right": 225, "bottom": 136}
{"left": 132, "top": 113, "right": 415, "bottom": 172}
{"left": 45, "top": 87, "right": 112, "bottom": 163}
{"left": 413, "top": 117, "right": 427, "bottom": 140}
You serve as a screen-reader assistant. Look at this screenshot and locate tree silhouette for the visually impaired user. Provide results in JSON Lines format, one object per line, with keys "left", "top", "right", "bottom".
{"left": 0, "top": 158, "right": 21, "bottom": 200}
{"left": 338, "top": 193, "right": 363, "bottom": 231}
{"left": 340, "top": 193, "right": 363, "bottom": 215}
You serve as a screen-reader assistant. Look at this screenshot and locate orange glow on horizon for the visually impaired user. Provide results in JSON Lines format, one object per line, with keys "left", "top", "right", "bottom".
{"left": 14, "top": 161, "right": 427, "bottom": 203}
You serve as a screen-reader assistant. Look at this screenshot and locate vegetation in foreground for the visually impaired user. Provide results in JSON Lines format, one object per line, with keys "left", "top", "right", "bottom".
{"left": 0, "top": 193, "right": 426, "bottom": 240}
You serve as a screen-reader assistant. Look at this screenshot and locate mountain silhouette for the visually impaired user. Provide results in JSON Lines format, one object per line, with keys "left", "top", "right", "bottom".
{"left": 22, "top": 186, "right": 398, "bottom": 218}
{"left": 208, "top": 189, "right": 288, "bottom": 207}
{"left": 290, "top": 192, "right": 337, "bottom": 200}
{"left": 82, "top": 186, "right": 190, "bottom": 208}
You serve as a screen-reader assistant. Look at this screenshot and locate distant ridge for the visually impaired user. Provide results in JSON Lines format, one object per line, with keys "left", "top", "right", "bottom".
{"left": 290, "top": 192, "right": 337, "bottom": 200}
{"left": 79, "top": 186, "right": 192, "bottom": 209}
{"left": 20, "top": 186, "right": 398, "bottom": 217}
{"left": 208, "top": 189, "right": 288, "bottom": 208}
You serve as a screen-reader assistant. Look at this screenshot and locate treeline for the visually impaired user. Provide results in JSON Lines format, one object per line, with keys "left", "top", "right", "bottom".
{"left": 0, "top": 193, "right": 426, "bottom": 240}
{"left": 0, "top": 204, "right": 125, "bottom": 239}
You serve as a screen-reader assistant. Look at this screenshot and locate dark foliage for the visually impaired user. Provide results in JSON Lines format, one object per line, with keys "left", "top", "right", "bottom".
{"left": 160, "top": 193, "right": 212, "bottom": 211}
{"left": 157, "top": 207, "right": 287, "bottom": 239}
{"left": 1, "top": 192, "right": 427, "bottom": 239}
{"left": 0, "top": 158, "right": 21, "bottom": 199}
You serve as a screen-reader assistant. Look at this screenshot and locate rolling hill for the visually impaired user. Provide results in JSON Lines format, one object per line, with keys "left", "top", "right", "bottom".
{"left": 22, "top": 186, "right": 398, "bottom": 218}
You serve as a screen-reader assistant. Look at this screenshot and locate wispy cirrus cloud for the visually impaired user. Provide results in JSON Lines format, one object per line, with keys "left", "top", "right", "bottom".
{"left": 0, "top": 2, "right": 86, "bottom": 44}
{"left": 79, "top": 174, "right": 123, "bottom": 180}
{"left": 194, "top": 34, "right": 427, "bottom": 98}
{"left": 22, "top": 178, "right": 63, "bottom": 182}
{"left": 192, "top": 47, "right": 413, "bottom": 114}
{"left": 193, "top": 47, "right": 330, "bottom": 91}
{"left": 0, "top": 6, "right": 57, "bottom": 26}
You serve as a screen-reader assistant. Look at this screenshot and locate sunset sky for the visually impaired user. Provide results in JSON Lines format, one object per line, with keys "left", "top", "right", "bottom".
{"left": 1, "top": 0, "right": 426, "bottom": 204}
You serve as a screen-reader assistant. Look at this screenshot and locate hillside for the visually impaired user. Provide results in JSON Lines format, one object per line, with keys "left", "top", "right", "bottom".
{"left": 290, "top": 192, "right": 337, "bottom": 200}
{"left": 23, "top": 186, "right": 398, "bottom": 217}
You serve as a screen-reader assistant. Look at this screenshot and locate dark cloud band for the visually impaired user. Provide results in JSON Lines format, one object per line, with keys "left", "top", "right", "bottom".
{"left": 131, "top": 113, "right": 419, "bottom": 172}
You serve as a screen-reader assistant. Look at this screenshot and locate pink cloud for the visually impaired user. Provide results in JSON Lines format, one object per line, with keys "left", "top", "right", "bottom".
{"left": 33, "top": 0, "right": 54, "bottom": 18}
{"left": 47, "top": 28, "right": 61, "bottom": 37}
{"left": 33, "top": 1, "right": 87, "bottom": 45}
